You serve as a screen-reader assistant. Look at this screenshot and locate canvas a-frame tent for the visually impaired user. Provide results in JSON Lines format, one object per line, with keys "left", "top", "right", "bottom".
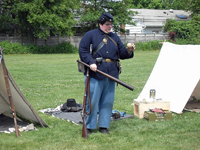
{"left": 135, "top": 42, "right": 200, "bottom": 114}
{"left": 0, "top": 47, "right": 48, "bottom": 137}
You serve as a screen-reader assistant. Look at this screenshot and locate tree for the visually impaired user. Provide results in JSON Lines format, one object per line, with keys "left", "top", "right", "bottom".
{"left": 147, "top": 0, "right": 162, "bottom": 9}
{"left": 0, "top": 14, "right": 15, "bottom": 34}
{"left": 184, "top": 0, "right": 200, "bottom": 16}
{"left": 168, "top": 0, "right": 186, "bottom": 10}
{"left": 0, "top": 1, "right": 16, "bottom": 34}
{"left": 131, "top": 0, "right": 186, "bottom": 10}
{"left": 0, "top": 0, "right": 81, "bottom": 43}
{"left": 131, "top": 0, "right": 151, "bottom": 8}
{"left": 77, "top": 0, "right": 138, "bottom": 34}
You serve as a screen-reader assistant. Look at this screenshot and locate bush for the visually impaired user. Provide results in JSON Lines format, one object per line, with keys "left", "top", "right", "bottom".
{"left": 134, "top": 40, "right": 162, "bottom": 51}
{"left": 1, "top": 39, "right": 199, "bottom": 55}
{"left": 26, "top": 42, "right": 79, "bottom": 54}
{"left": 171, "top": 38, "right": 200, "bottom": 45}
{"left": 163, "top": 17, "right": 200, "bottom": 43}
{"left": 163, "top": 19, "right": 177, "bottom": 33}
{"left": 0, "top": 40, "right": 28, "bottom": 54}
{"left": 0, "top": 41, "right": 79, "bottom": 54}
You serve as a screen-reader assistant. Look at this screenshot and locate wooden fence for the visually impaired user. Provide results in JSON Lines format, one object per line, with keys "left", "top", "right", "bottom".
{"left": 0, "top": 33, "right": 169, "bottom": 47}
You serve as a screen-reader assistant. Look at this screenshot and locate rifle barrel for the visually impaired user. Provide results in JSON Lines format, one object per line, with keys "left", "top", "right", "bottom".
{"left": 77, "top": 59, "right": 134, "bottom": 91}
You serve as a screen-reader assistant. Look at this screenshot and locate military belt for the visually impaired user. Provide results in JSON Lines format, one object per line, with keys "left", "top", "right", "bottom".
{"left": 95, "top": 57, "right": 118, "bottom": 63}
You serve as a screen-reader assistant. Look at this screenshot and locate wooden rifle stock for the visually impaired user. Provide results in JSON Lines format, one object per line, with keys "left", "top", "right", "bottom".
{"left": 81, "top": 69, "right": 90, "bottom": 138}
{"left": 77, "top": 59, "right": 134, "bottom": 91}
{"left": 0, "top": 48, "right": 20, "bottom": 137}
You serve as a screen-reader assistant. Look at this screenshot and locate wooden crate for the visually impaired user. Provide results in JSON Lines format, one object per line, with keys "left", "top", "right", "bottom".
{"left": 134, "top": 100, "right": 170, "bottom": 118}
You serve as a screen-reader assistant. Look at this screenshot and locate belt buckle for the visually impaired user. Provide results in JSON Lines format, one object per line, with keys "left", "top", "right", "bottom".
{"left": 106, "top": 59, "right": 111, "bottom": 63}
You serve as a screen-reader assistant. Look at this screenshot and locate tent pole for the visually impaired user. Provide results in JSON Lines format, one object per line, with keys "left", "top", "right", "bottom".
{"left": 0, "top": 48, "right": 20, "bottom": 137}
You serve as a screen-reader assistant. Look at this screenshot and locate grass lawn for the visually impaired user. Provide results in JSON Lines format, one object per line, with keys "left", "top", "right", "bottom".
{"left": 1, "top": 51, "right": 200, "bottom": 150}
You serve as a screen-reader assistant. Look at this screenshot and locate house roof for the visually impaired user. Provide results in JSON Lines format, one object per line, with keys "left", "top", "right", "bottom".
{"left": 130, "top": 9, "right": 191, "bottom": 27}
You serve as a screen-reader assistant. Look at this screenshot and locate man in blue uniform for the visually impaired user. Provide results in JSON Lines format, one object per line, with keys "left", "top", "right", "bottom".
{"left": 79, "top": 12, "right": 135, "bottom": 134}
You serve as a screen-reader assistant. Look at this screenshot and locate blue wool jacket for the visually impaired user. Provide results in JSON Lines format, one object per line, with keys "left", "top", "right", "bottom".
{"left": 79, "top": 27, "right": 134, "bottom": 80}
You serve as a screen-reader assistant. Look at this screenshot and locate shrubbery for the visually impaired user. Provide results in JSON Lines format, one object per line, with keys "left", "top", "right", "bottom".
{"left": 134, "top": 40, "right": 162, "bottom": 51}
{"left": 1, "top": 40, "right": 164, "bottom": 54}
{"left": 26, "top": 42, "right": 78, "bottom": 54}
{"left": 0, "top": 35, "right": 199, "bottom": 54}
{"left": 0, "top": 40, "right": 28, "bottom": 54}
{"left": 0, "top": 40, "right": 79, "bottom": 54}
{"left": 163, "top": 16, "right": 200, "bottom": 44}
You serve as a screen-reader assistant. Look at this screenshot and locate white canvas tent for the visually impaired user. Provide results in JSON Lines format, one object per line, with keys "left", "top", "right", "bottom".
{"left": 0, "top": 47, "right": 48, "bottom": 135}
{"left": 135, "top": 42, "right": 200, "bottom": 114}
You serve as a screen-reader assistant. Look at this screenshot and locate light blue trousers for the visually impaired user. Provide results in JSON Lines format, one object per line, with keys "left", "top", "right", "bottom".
{"left": 85, "top": 77, "right": 116, "bottom": 129}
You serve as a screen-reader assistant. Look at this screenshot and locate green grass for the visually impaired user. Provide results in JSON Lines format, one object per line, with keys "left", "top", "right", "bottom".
{"left": 1, "top": 51, "right": 200, "bottom": 150}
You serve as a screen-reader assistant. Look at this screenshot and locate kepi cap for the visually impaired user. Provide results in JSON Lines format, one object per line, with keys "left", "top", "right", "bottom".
{"left": 98, "top": 12, "right": 114, "bottom": 22}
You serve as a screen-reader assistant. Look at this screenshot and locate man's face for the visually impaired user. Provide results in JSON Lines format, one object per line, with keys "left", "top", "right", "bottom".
{"left": 99, "top": 21, "right": 112, "bottom": 34}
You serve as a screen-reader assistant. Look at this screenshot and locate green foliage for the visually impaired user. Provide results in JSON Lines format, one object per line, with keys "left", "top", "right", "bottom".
{"left": 77, "top": 0, "right": 138, "bottom": 33}
{"left": 1, "top": 36, "right": 199, "bottom": 55}
{"left": 0, "top": 14, "right": 15, "bottom": 33}
{"left": 172, "top": 21, "right": 195, "bottom": 39}
{"left": 184, "top": 0, "right": 200, "bottom": 16}
{"left": 190, "top": 16, "right": 200, "bottom": 39}
{"left": 0, "top": 41, "right": 78, "bottom": 54}
{"left": 133, "top": 0, "right": 153, "bottom": 8}
{"left": 131, "top": 0, "right": 199, "bottom": 14}
{"left": 27, "top": 42, "right": 79, "bottom": 54}
{"left": 169, "top": 38, "right": 200, "bottom": 45}
{"left": 0, "top": 0, "right": 81, "bottom": 42}
{"left": 163, "top": 17, "right": 200, "bottom": 43}
{"left": 161, "top": 0, "right": 186, "bottom": 10}
{"left": 0, "top": 40, "right": 28, "bottom": 54}
{"left": 147, "top": 0, "right": 163, "bottom": 9}
{"left": 163, "top": 19, "right": 177, "bottom": 33}
{"left": 132, "top": 0, "right": 186, "bottom": 10}
{"left": 134, "top": 40, "right": 162, "bottom": 51}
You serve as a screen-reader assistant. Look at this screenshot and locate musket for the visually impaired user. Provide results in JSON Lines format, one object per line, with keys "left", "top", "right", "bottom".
{"left": 77, "top": 59, "right": 134, "bottom": 91}
{"left": 0, "top": 47, "right": 20, "bottom": 137}
{"left": 82, "top": 68, "right": 92, "bottom": 138}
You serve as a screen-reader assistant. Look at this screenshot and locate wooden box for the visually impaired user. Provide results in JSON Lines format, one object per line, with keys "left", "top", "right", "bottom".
{"left": 144, "top": 111, "right": 172, "bottom": 122}
{"left": 134, "top": 100, "right": 170, "bottom": 118}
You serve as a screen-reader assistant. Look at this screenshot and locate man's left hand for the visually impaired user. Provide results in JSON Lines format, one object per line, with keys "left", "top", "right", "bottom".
{"left": 127, "top": 43, "right": 136, "bottom": 52}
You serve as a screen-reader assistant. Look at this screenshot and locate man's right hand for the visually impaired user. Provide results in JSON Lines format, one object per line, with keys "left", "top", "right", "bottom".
{"left": 90, "top": 63, "right": 97, "bottom": 72}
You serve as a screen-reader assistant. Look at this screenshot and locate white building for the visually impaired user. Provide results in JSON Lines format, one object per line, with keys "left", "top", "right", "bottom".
{"left": 125, "top": 9, "right": 191, "bottom": 35}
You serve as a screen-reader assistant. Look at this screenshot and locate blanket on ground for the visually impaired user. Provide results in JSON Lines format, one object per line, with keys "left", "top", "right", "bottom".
{"left": 39, "top": 105, "right": 133, "bottom": 124}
